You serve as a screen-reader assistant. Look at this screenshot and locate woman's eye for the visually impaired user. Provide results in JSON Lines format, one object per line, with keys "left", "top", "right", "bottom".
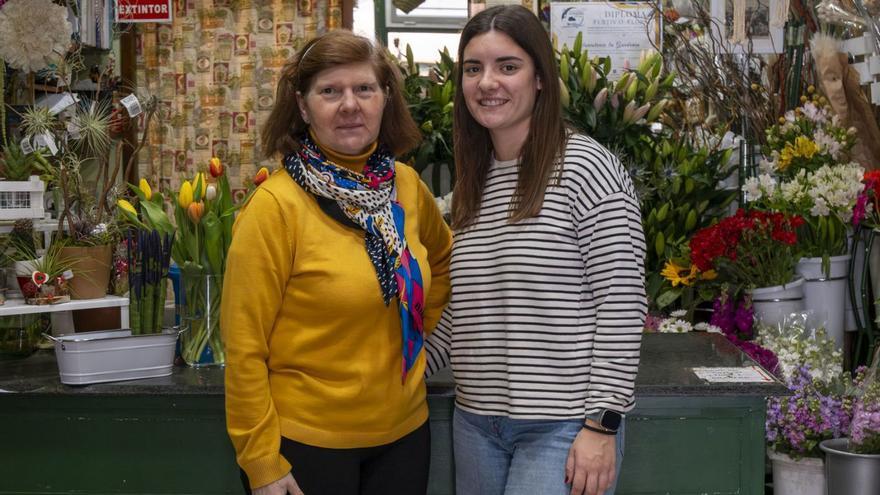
{"left": 319, "top": 87, "right": 336, "bottom": 95}
{"left": 501, "top": 64, "right": 518, "bottom": 73}
{"left": 463, "top": 65, "right": 480, "bottom": 74}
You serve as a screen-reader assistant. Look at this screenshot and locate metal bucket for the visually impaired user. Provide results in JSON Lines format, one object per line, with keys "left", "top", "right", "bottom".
{"left": 820, "top": 438, "right": 880, "bottom": 495}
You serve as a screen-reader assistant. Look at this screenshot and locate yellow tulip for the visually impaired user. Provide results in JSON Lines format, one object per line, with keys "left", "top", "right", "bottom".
{"left": 178, "top": 180, "right": 194, "bottom": 209}
{"left": 117, "top": 199, "right": 137, "bottom": 216}
{"left": 138, "top": 178, "right": 152, "bottom": 200}
{"left": 192, "top": 172, "right": 207, "bottom": 200}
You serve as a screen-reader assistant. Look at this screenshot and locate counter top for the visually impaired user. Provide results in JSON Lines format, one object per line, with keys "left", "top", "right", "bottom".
{"left": 0, "top": 333, "right": 787, "bottom": 397}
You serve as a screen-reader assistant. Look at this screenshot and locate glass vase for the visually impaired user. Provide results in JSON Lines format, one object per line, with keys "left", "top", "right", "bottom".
{"left": 177, "top": 272, "right": 224, "bottom": 367}
{"left": 0, "top": 314, "right": 43, "bottom": 359}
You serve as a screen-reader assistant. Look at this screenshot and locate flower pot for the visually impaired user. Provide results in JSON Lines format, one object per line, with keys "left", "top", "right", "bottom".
{"left": 795, "top": 255, "right": 850, "bottom": 349}
{"left": 177, "top": 272, "right": 224, "bottom": 367}
{"left": 820, "top": 438, "right": 880, "bottom": 495}
{"left": 748, "top": 277, "right": 805, "bottom": 330}
{"left": 59, "top": 245, "right": 112, "bottom": 300}
{"left": 12, "top": 258, "right": 41, "bottom": 298}
{"left": 0, "top": 314, "right": 43, "bottom": 359}
{"left": 767, "top": 449, "right": 826, "bottom": 495}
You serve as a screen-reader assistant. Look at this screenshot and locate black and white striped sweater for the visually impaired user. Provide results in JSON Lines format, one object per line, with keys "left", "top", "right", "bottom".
{"left": 425, "top": 133, "right": 647, "bottom": 419}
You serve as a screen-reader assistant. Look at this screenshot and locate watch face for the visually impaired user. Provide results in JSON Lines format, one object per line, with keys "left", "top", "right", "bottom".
{"left": 600, "top": 411, "right": 622, "bottom": 431}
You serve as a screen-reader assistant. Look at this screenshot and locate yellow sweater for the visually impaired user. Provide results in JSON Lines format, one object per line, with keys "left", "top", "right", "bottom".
{"left": 221, "top": 150, "right": 452, "bottom": 488}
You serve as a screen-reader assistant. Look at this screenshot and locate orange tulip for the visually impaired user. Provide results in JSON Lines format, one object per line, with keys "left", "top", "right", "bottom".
{"left": 187, "top": 201, "right": 205, "bottom": 224}
{"left": 209, "top": 157, "right": 223, "bottom": 178}
{"left": 254, "top": 167, "right": 269, "bottom": 186}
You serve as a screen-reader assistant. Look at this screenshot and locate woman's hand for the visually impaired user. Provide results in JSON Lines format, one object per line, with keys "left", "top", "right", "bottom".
{"left": 252, "top": 473, "right": 304, "bottom": 495}
{"left": 564, "top": 424, "right": 616, "bottom": 495}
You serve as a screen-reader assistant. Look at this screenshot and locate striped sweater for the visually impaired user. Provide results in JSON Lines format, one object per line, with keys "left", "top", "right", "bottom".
{"left": 425, "top": 133, "right": 647, "bottom": 418}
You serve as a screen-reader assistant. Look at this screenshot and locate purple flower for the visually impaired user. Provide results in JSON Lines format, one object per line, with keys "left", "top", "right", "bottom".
{"left": 766, "top": 364, "right": 851, "bottom": 458}
{"left": 853, "top": 192, "right": 869, "bottom": 226}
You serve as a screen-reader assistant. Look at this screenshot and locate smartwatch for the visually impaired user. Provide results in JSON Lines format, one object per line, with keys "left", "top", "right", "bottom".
{"left": 585, "top": 409, "right": 622, "bottom": 434}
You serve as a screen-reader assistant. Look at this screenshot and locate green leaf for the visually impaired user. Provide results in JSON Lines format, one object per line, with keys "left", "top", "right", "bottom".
{"left": 655, "top": 287, "right": 682, "bottom": 309}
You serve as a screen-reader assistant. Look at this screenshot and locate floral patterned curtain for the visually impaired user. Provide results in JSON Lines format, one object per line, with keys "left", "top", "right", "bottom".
{"left": 135, "top": 0, "right": 342, "bottom": 196}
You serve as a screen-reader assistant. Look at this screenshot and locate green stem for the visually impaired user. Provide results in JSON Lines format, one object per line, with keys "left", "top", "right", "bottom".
{"left": 0, "top": 58, "right": 6, "bottom": 148}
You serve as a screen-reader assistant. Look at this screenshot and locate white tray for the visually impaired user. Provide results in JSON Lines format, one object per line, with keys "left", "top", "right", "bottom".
{"left": 45, "top": 329, "right": 178, "bottom": 385}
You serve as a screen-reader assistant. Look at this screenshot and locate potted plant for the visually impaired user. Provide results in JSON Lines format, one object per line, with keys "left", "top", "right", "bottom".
{"left": 742, "top": 93, "right": 864, "bottom": 345}
{"left": 760, "top": 323, "right": 850, "bottom": 495}
{"left": 688, "top": 208, "right": 805, "bottom": 327}
{"left": 820, "top": 348, "right": 880, "bottom": 495}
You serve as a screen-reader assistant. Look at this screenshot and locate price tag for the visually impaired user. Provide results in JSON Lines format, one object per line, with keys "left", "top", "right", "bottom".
{"left": 67, "top": 121, "right": 81, "bottom": 139}
{"left": 120, "top": 94, "right": 143, "bottom": 117}
{"left": 62, "top": 270, "right": 75, "bottom": 280}
{"left": 19, "top": 137, "right": 34, "bottom": 155}
{"left": 34, "top": 133, "right": 58, "bottom": 156}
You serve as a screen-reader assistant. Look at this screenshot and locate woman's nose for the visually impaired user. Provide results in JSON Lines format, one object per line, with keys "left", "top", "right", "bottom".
{"left": 339, "top": 90, "right": 359, "bottom": 112}
{"left": 478, "top": 70, "right": 499, "bottom": 91}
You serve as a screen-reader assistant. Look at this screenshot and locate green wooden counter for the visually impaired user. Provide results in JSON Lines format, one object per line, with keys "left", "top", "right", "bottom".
{"left": 0, "top": 333, "right": 786, "bottom": 495}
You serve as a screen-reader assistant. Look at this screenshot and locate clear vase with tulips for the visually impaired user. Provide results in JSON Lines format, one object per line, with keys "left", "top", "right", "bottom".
{"left": 173, "top": 158, "right": 237, "bottom": 366}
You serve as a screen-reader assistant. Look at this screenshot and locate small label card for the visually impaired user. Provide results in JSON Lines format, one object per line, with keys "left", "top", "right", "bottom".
{"left": 19, "top": 137, "right": 34, "bottom": 155}
{"left": 692, "top": 366, "right": 775, "bottom": 383}
{"left": 67, "top": 121, "right": 81, "bottom": 139}
{"left": 34, "top": 133, "right": 58, "bottom": 156}
{"left": 121, "top": 94, "right": 143, "bottom": 117}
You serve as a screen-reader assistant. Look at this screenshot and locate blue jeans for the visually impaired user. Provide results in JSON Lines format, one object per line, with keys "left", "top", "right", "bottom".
{"left": 453, "top": 407, "right": 625, "bottom": 495}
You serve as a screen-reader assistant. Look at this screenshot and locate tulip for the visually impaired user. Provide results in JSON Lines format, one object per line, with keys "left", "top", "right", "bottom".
{"left": 192, "top": 172, "right": 207, "bottom": 201}
{"left": 205, "top": 184, "right": 217, "bottom": 201}
{"left": 593, "top": 88, "right": 608, "bottom": 112}
{"left": 254, "top": 167, "right": 269, "bottom": 186}
{"left": 117, "top": 199, "right": 137, "bottom": 216}
{"left": 209, "top": 157, "right": 223, "bottom": 178}
{"left": 138, "top": 178, "right": 152, "bottom": 200}
{"left": 178, "top": 180, "right": 194, "bottom": 209}
{"left": 187, "top": 201, "right": 205, "bottom": 224}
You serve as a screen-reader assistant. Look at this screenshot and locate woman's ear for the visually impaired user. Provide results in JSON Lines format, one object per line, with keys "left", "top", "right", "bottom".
{"left": 536, "top": 76, "right": 542, "bottom": 90}
{"left": 296, "top": 92, "right": 310, "bottom": 124}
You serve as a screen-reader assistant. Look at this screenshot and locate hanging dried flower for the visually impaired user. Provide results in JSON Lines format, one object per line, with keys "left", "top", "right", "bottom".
{"left": 0, "top": 0, "right": 72, "bottom": 73}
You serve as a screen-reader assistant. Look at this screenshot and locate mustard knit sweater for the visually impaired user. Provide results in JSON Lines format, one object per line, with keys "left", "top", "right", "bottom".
{"left": 221, "top": 146, "right": 452, "bottom": 488}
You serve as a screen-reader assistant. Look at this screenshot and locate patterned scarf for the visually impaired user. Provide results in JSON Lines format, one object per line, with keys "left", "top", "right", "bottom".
{"left": 284, "top": 135, "right": 425, "bottom": 381}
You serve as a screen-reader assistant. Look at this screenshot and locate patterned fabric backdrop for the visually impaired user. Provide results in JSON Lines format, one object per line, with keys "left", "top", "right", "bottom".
{"left": 135, "top": 0, "right": 342, "bottom": 194}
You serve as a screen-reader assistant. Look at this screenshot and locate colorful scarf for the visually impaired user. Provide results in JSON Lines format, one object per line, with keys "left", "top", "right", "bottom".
{"left": 284, "top": 135, "right": 425, "bottom": 381}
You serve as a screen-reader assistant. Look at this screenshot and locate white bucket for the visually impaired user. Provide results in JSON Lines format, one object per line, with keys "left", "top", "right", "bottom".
{"left": 768, "top": 449, "right": 826, "bottom": 495}
{"left": 796, "top": 255, "right": 850, "bottom": 349}
{"left": 749, "top": 277, "right": 805, "bottom": 330}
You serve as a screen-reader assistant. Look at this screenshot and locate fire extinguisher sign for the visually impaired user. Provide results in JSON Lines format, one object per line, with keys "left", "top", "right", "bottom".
{"left": 115, "top": 0, "right": 173, "bottom": 23}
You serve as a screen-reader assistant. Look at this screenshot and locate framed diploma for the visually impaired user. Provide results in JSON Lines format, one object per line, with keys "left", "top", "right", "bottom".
{"left": 549, "top": 2, "right": 661, "bottom": 79}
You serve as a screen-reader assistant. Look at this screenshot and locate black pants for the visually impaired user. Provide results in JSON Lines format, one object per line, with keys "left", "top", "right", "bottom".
{"left": 241, "top": 421, "right": 431, "bottom": 495}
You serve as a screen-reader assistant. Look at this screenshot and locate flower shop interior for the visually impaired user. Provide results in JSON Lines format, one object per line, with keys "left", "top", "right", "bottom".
{"left": 0, "top": 0, "right": 879, "bottom": 494}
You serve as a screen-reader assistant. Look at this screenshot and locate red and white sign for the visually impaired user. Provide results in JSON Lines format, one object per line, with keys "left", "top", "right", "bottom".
{"left": 115, "top": 0, "right": 173, "bottom": 23}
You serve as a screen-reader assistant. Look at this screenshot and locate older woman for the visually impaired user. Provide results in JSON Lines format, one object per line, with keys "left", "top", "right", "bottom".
{"left": 221, "top": 30, "right": 452, "bottom": 495}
